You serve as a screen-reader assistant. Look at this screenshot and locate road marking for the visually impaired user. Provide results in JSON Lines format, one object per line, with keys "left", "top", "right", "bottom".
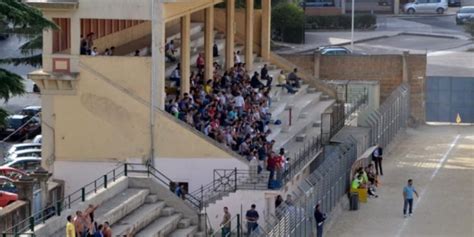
{"left": 395, "top": 134, "right": 460, "bottom": 237}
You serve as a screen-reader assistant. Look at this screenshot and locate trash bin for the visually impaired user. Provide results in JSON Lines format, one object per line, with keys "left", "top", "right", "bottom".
{"left": 350, "top": 192, "right": 359, "bottom": 211}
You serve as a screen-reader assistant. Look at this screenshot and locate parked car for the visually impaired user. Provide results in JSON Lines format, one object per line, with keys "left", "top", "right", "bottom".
{"left": 0, "top": 114, "right": 41, "bottom": 141}
{"left": 5, "top": 148, "right": 42, "bottom": 163}
{"left": 0, "top": 190, "right": 17, "bottom": 207}
{"left": 404, "top": 0, "right": 448, "bottom": 14}
{"left": 5, "top": 143, "right": 41, "bottom": 158}
{"left": 456, "top": 6, "right": 474, "bottom": 24}
{"left": 21, "top": 106, "right": 41, "bottom": 118}
{"left": 3, "top": 157, "right": 42, "bottom": 173}
{"left": 0, "top": 176, "right": 17, "bottom": 193}
{"left": 32, "top": 135, "right": 42, "bottom": 144}
{"left": 317, "top": 46, "right": 352, "bottom": 55}
{"left": 301, "top": 0, "right": 335, "bottom": 7}
{"left": 448, "top": 0, "right": 461, "bottom": 7}
{"left": 0, "top": 167, "right": 27, "bottom": 180}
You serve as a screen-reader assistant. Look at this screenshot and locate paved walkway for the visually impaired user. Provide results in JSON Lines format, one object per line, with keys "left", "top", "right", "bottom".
{"left": 326, "top": 125, "right": 474, "bottom": 237}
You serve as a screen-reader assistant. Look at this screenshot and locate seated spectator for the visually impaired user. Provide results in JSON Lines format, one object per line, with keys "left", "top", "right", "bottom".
{"left": 134, "top": 49, "right": 140, "bottom": 56}
{"left": 288, "top": 68, "right": 301, "bottom": 88}
{"left": 260, "top": 64, "right": 268, "bottom": 80}
{"left": 91, "top": 47, "right": 98, "bottom": 56}
{"left": 276, "top": 70, "right": 297, "bottom": 94}
{"left": 250, "top": 72, "right": 263, "bottom": 89}
{"left": 165, "top": 40, "right": 176, "bottom": 62}
{"left": 213, "top": 42, "right": 219, "bottom": 57}
{"left": 196, "top": 53, "right": 205, "bottom": 70}
{"left": 351, "top": 173, "right": 363, "bottom": 190}
{"left": 109, "top": 46, "right": 115, "bottom": 56}
{"left": 103, "top": 48, "right": 110, "bottom": 56}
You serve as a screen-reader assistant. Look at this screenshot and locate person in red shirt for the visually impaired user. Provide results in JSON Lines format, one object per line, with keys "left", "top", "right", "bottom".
{"left": 267, "top": 152, "right": 278, "bottom": 189}
{"left": 196, "top": 53, "right": 205, "bottom": 71}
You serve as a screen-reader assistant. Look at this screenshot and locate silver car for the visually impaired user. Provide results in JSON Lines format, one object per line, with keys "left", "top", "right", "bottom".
{"left": 456, "top": 7, "right": 474, "bottom": 25}
{"left": 404, "top": 0, "right": 448, "bottom": 14}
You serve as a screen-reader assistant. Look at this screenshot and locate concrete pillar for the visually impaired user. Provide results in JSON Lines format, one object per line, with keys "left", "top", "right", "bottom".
{"left": 180, "top": 14, "right": 191, "bottom": 95}
{"left": 43, "top": 16, "right": 53, "bottom": 72}
{"left": 314, "top": 52, "right": 321, "bottom": 78}
{"left": 394, "top": 0, "right": 400, "bottom": 15}
{"left": 204, "top": 7, "right": 215, "bottom": 81}
{"left": 41, "top": 95, "right": 55, "bottom": 172}
{"left": 30, "top": 167, "right": 52, "bottom": 210}
{"left": 261, "top": 0, "right": 271, "bottom": 60}
{"left": 245, "top": 0, "right": 254, "bottom": 71}
{"left": 402, "top": 51, "right": 409, "bottom": 83}
{"left": 13, "top": 176, "right": 36, "bottom": 214}
{"left": 70, "top": 16, "right": 80, "bottom": 56}
{"left": 226, "top": 0, "right": 235, "bottom": 69}
{"left": 151, "top": 0, "right": 166, "bottom": 109}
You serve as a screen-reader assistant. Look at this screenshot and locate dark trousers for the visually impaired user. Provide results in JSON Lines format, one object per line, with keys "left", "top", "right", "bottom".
{"left": 317, "top": 224, "right": 323, "bottom": 237}
{"left": 221, "top": 227, "right": 231, "bottom": 237}
{"left": 247, "top": 222, "right": 258, "bottom": 236}
{"left": 404, "top": 199, "right": 413, "bottom": 215}
{"left": 268, "top": 169, "right": 275, "bottom": 189}
{"left": 374, "top": 157, "right": 383, "bottom": 175}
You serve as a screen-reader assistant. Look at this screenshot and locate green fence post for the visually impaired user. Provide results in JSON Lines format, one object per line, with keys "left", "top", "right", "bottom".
{"left": 81, "top": 187, "right": 86, "bottom": 202}
{"left": 237, "top": 214, "right": 241, "bottom": 237}
{"left": 104, "top": 175, "right": 108, "bottom": 189}
{"left": 56, "top": 200, "right": 62, "bottom": 216}
{"left": 29, "top": 216, "right": 35, "bottom": 231}
{"left": 3, "top": 232, "right": 7, "bottom": 237}
{"left": 124, "top": 163, "right": 128, "bottom": 176}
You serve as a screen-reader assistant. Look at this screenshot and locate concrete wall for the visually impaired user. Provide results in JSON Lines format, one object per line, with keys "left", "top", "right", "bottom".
{"left": 282, "top": 53, "right": 426, "bottom": 122}
{"left": 92, "top": 21, "right": 151, "bottom": 53}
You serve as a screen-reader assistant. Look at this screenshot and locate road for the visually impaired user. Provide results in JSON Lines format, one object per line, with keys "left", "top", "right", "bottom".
{"left": 326, "top": 125, "right": 474, "bottom": 237}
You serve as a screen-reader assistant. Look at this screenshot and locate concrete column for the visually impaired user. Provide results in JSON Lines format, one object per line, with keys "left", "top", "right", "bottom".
{"left": 180, "top": 14, "right": 191, "bottom": 95}
{"left": 13, "top": 176, "right": 36, "bottom": 214}
{"left": 394, "top": 0, "right": 400, "bottom": 15}
{"left": 70, "top": 16, "right": 80, "bottom": 56}
{"left": 402, "top": 51, "right": 409, "bottom": 83}
{"left": 43, "top": 16, "right": 53, "bottom": 72}
{"left": 204, "top": 7, "right": 215, "bottom": 81}
{"left": 151, "top": 0, "right": 166, "bottom": 109}
{"left": 226, "top": 0, "right": 235, "bottom": 69}
{"left": 30, "top": 167, "right": 52, "bottom": 210}
{"left": 314, "top": 52, "right": 321, "bottom": 78}
{"left": 245, "top": 0, "right": 254, "bottom": 71}
{"left": 261, "top": 0, "right": 271, "bottom": 60}
{"left": 41, "top": 95, "right": 55, "bottom": 172}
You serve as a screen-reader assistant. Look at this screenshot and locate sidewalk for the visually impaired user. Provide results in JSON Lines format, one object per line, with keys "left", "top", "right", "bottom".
{"left": 325, "top": 125, "right": 474, "bottom": 237}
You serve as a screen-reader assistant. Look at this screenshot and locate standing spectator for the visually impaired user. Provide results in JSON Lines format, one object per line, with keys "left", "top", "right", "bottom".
{"left": 170, "top": 64, "right": 181, "bottom": 87}
{"left": 275, "top": 195, "right": 283, "bottom": 209}
{"left": 220, "top": 207, "right": 231, "bottom": 237}
{"left": 66, "top": 215, "right": 76, "bottom": 237}
{"left": 73, "top": 211, "right": 86, "bottom": 237}
{"left": 94, "top": 224, "right": 104, "bottom": 237}
{"left": 267, "top": 153, "right": 277, "bottom": 189}
{"left": 314, "top": 204, "right": 326, "bottom": 237}
{"left": 287, "top": 68, "right": 301, "bottom": 88}
{"left": 372, "top": 144, "right": 384, "bottom": 175}
{"left": 102, "top": 221, "right": 112, "bottom": 237}
{"left": 213, "top": 42, "right": 219, "bottom": 57}
{"left": 234, "top": 50, "right": 241, "bottom": 64}
{"left": 196, "top": 53, "right": 205, "bottom": 70}
{"left": 403, "top": 179, "right": 419, "bottom": 217}
{"left": 86, "top": 32, "right": 95, "bottom": 51}
{"left": 80, "top": 41, "right": 88, "bottom": 55}
{"left": 85, "top": 204, "right": 98, "bottom": 224}
{"left": 175, "top": 184, "right": 186, "bottom": 200}
{"left": 285, "top": 194, "right": 294, "bottom": 206}
{"left": 260, "top": 64, "right": 268, "bottom": 80}
{"left": 245, "top": 204, "right": 259, "bottom": 236}
{"left": 165, "top": 40, "right": 176, "bottom": 62}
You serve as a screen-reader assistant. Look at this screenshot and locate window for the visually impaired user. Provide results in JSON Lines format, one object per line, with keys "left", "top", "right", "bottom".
{"left": 25, "top": 161, "right": 40, "bottom": 171}
{"left": 10, "top": 162, "right": 24, "bottom": 170}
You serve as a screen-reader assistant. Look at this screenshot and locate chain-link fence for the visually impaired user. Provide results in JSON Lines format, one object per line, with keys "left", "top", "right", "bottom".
{"left": 255, "top": 138, "right": 358, "bottom": 237}
{"left": 361, "top": 83, "right": 410, "bottom": 148}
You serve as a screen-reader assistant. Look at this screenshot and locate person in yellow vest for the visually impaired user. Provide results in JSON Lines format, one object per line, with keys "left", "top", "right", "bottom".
{"left": 66, "top": 215, "right": 76, "bottom": 237}
{"left": 351, "top": 173, "right": 363, "bottom": 190}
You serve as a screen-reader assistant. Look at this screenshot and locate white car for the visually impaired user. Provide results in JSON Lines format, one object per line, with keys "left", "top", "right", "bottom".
{"left": 404, "top": 0, "right": 448, "bottom": 14}
{"left": 5, "top": 149, "right": 41, "bottom": 163}
{"left": 5, "top": 143, "right": 41, "bottom": 158}
{"left": 3, "top": 157, "right": 42, "bottom": 173}
{"left": 32, "top": 135, "right": 42, "bottom": 144}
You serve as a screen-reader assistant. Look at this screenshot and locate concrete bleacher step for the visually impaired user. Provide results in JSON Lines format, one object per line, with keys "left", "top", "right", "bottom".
{"left": 111, "top": 201, "right": 166, "bottom": 236}
{"left": 194, "top": 231, "right": 206, "bottom": 237}
{"left": 169, "top": 225, "right": 199, "bottom": 237}
{"left": 162, "top": 206, "right": 176, "bottom": 216}
{"left": 295, "top": 134, "right": 307, "bottom": 142}
{"left": 135, "top": 213, "right": 183, "bottom": 237}
{"left": 307, "top": 87, "right": 318, "bottom": 94}
{"left": 178, "top": 218, "right": 192, "bottom": 228}
{"left": 95, "top": 188, "right": 150, "bottom": 225}
{"left": 145, "top": 194, "right": 160, "bottom": 203}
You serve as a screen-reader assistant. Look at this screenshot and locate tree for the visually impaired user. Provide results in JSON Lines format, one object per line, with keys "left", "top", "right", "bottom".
{"left": 0, "top": 0, "right": 57, "bottom": 124}
{"left": 272, "top": 2, "right": 305, "bottom": 43}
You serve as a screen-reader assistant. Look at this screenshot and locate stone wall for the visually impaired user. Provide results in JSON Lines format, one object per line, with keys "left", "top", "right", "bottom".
{"left": 282, "top": 53, "right": 426, "bottom": 122}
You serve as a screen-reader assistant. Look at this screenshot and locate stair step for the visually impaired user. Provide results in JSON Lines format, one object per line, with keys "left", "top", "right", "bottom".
{"left": 194, "top": 231, "right": 206, "bottom": 237}
{"left": 162, "top": 207, "right": 176, "bottom": 216}
{"left": 307, "top": 87, "right": 318, "bottom": 94}
{"left": 96, "top": 189, "right": 150, "bottom": 225}
{"left": 296, "top": 134, "right": 307, "bottom": 142}
{"left": 299, "top": 112, "right": 309, "bottom": 119}
{"left": 321, "top": 94, "right": 331, "bottom": 100}
{"left": 170, "top": 225, "right": 198, "bottom": 237}
{"left": 135, "top": 213, "right": 183, "bottom": 237}
{"left": 313, "top": 121, "right": 321, "bottom": 127}
{"left": 111, "top": 201, "right": 166, "bottom": 236}
{"left": 145, "top": 194, "right": 160, "bottom": 203}
{"left": 178, "top": 218, "right": 192, "bottom": 229}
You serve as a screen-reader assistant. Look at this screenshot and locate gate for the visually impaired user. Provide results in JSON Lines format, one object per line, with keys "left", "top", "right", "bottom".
{"left": 426, "top": 76, "right": 474, "bottom": 123}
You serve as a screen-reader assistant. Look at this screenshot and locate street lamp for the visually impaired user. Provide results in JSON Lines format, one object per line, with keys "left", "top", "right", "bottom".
{"left": 351, "top": 0, "right": 355, "bottom": 50}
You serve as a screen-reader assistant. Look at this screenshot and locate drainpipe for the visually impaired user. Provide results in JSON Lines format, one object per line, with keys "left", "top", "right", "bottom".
{"left": 149, "top": 0, "right": 159, "bottom": 166}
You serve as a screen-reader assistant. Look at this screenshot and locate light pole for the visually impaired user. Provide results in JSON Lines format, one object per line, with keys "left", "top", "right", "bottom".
{"left": 351, "top": 0, "right": 355, "bottom": 50}
{"left": 302, "top": 1, "right": 306, "bottom": 44}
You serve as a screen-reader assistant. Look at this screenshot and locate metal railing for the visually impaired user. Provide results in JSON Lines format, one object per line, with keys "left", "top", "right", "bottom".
{"left": 362, "top": 83, "right": 410, "bottom": 148}
{"left": 209, "top": 214, "right": 243, "bottom": 237}
{"left": 259, "top": 139, "right": 358, "bottom": 237}
{"left": 281, "top": 136, "right": 323, "bottom": 183}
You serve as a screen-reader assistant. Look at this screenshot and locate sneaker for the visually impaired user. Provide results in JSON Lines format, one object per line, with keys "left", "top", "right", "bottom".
{"left": 409, "top": 213, "right": 412, "bottom": 217}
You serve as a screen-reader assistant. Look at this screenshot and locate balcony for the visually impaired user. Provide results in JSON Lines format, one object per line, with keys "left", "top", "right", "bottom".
{"left": 25, "top": 0, "right": 78, "bottom": 10}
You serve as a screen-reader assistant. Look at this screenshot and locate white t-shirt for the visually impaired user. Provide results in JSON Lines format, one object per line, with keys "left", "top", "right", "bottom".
{"left": 235, "top": 95, "right": 245, "bottom": 107}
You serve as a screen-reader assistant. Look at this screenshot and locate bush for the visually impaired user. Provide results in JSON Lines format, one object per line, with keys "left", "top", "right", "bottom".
{"left": 306, "top": 14, "right": 377, "bottom": 30}
{"left": 272, "top": 3, "right": 305, "bottom": 43}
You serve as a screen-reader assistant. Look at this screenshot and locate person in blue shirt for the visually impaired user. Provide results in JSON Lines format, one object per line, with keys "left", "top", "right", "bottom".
{"left": 403, "top": 179, "right": 419, "bottom": 217}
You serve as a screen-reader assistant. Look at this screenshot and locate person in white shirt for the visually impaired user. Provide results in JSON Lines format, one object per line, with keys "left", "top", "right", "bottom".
{"left": 90, "top": 47, "right": 98, "bottom": 56}
{"left": 234, "top": 50, "right": 241, "bottom": 64}
{"left": 234, "top": 92, "right": 245, "bottom": 115}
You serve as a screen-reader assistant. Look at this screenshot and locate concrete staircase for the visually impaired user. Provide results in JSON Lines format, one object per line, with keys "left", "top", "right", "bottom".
{"left": 45, "top": 177, "right": 204, "bottom": 237}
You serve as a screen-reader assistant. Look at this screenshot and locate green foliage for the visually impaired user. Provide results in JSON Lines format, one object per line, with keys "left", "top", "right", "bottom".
{"left": 306, "top": 14, "right": 377, "bottom": 30}
{"left": 464, "top": 21, "right": 474, "bottom": 37}
{"left": 0, "top": 68, "right": 25, "bottom": 102}
{"left": 272, "top": 2, "right": 305, "bottom": 43}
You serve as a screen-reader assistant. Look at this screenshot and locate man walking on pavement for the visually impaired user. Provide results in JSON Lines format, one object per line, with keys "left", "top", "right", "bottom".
{"left": 403, "top": 179, "right": 419, "bottom": 217}
{"left": 372, "top": 144, "right": 384, "bottom": 175}
{"left": 314, "top": 204, "right": 326, "bottom": 237}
